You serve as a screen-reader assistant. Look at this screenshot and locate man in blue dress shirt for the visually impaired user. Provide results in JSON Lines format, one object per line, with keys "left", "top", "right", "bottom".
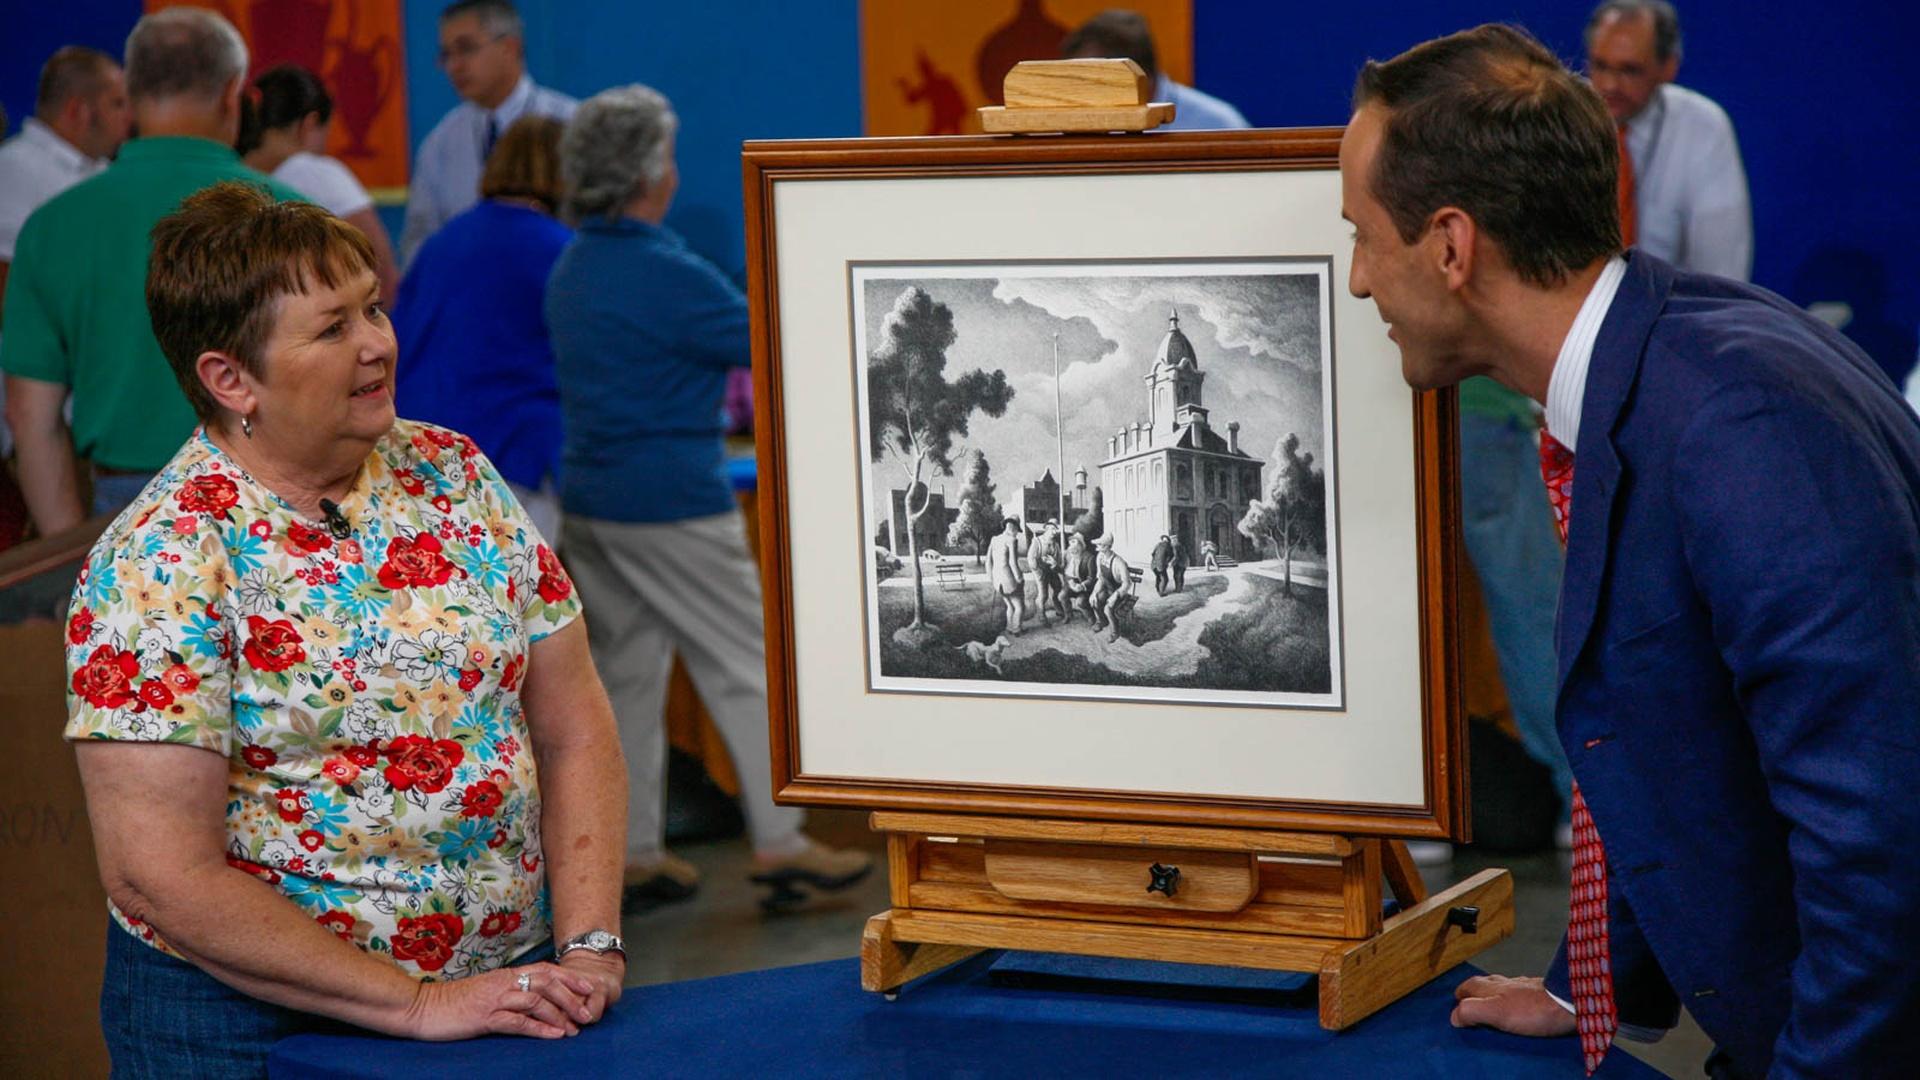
{"left": 401, "top": 0, "right": 575, "bottom": 266}
{"left": 1585, "top": 0, "right": 1751, "bottom": 280}
{"left": 1060, "top": 10, "right": 1249, "bottom": 131}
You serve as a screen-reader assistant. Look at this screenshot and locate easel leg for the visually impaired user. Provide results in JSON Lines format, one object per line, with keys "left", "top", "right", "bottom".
{"left": 1382, "top": 839, "right": 1429, "bottom": 907}
{"left": 860, "top": 911, "right": 983, "bottom": 996}
{"left": 1317, "top": 868, "right": 1512, "bottom": 1029}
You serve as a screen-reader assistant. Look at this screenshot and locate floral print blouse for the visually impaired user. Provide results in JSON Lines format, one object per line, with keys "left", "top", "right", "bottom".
{"left": 65, "top": 419, "right": 579, "bottom": 980}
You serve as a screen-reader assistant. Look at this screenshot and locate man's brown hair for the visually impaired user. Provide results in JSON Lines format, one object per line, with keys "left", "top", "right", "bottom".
{"left": 1061, "top": 10, "right": 1158, "bottom": 80}
{"left": 147, "top": 183, "right": 375, "bottom": 424}
{"left": 1353, "top": 24, "right": 1621, "bottom": 287}
{"left": 36, "top": 47, "right": 117, "bottom": 119}
{"left": 481, "top": 115, "right": 565, "bottom": 214}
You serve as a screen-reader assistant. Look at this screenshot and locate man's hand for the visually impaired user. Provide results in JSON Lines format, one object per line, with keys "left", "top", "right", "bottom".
{"left": 1450, "top": 974, "right": 1577, "bottom": 1036}
{"left": 557, "top": 950, "right": 624, "bottom": 1023}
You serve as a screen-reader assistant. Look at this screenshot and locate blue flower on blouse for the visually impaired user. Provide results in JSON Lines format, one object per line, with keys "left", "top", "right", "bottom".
{"left": 181, "top": 608, "right": 227, "bottom": 661}
{"left": 282, "top": 873, "right": 364, "bottom": 912}
{"left": 463, "top": 538, "right": 510, "bottom": 591}
{"left": 222, "top": 524, "right": 267, "bottom": 577}
{"left": 436, "top": 818, "right": 492, "bottom": 864}
{"left": 325, "top": 564, "right": 386, "bottom": 622}
{"left": 84, "top": 560, "right": 118, "bottom": 608}
{"left": 456, "top": 701, "right": 506, "bottom": 748}
{"left": 308, "top": 789, "right": 353, "bottom": 838}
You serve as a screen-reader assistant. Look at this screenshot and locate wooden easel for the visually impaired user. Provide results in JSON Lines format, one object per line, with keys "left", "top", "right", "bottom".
{"left": 848, "top": 59, "right": 1508, "bottom": 1029}
{"left": 860, "top": 813, "right": 1513, "bottom": 1029}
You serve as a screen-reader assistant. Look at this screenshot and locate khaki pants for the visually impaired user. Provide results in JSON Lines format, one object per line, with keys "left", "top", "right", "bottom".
{"left": 562, "top": 510, "right": 802, "bottom": 862}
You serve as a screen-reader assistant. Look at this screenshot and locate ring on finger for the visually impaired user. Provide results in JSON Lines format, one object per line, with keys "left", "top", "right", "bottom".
{"left": 516, "top": 971, "right": 532, "bottom": 993}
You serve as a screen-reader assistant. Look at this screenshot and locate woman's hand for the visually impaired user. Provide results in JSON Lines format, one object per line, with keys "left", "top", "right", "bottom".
{"left": 401, "top": 962, "right": 600, "bottom": 1041}
{"left": 557, "top": 950, "right": 625, "bottom": 1023}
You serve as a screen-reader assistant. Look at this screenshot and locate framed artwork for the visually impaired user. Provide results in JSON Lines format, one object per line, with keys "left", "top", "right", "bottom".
{"left": 745, "top": 130, "right": 1463, "bottom": 838}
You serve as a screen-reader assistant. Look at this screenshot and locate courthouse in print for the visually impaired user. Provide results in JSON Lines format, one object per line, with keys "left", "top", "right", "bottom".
{"left": 1100, "top": 309, "right": 1264, "bottom": 563}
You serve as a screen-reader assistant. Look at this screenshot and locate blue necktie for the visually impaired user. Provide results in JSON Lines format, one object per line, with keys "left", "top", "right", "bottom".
{"left": 482, "top": 116, "right": 500, "bottom": 165}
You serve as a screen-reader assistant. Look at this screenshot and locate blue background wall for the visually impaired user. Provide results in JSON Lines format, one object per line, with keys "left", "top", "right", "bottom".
{"left": 4, "top": 1, "right": 1916, "bottom": 373}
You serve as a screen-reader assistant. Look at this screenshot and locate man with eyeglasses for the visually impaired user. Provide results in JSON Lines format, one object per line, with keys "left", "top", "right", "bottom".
{"left": 400, "top": 0, "right": 575, "bottom": 266}
{"left": 1586, "top": 0, "right": 1751, "bottom": 280}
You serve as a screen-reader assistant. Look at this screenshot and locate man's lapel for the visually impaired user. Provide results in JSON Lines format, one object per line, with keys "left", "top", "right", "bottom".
{"left": 1557, "top": 253, "right": 1676, "bottom": 689}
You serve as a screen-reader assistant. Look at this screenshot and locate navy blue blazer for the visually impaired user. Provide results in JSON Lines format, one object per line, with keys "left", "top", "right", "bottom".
{"left": 1542, "top": 253, "right": 1920, "bottom": 1077}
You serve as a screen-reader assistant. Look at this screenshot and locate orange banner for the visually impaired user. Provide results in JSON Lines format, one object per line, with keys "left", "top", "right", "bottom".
{"left": 148, "top": 1, "right": 409, "bottom": 198}
{"left": 863, "top": 0, "right": 1192, "bottom": 136}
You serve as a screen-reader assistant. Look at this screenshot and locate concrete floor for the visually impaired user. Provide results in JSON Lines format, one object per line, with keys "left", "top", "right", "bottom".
{"left": 617, "top": 810, "right": 1713, "bottom": 1078}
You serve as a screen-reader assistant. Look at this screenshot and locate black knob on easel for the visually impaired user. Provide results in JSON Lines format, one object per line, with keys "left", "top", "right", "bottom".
{"left": 1147, "top": 862, "right": 1181, "bottom": 897}
{"left": 1446, "top": 905, "right": 1481, "bottom": 934}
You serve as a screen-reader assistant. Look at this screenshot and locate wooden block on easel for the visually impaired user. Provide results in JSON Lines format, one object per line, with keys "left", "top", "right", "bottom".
{"left": 978, "top": 58, "right": 1176, "bottom": 134}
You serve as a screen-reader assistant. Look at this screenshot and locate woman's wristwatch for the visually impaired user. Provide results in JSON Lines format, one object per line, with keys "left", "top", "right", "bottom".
{"left": 555, "top": 929, "right": 626, "bottom": 961}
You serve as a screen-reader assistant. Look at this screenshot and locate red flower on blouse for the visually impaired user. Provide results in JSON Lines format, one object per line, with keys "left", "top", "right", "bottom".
{"left": 377, "top": 533, "right": 456, "bottom": 590}
{"left": 390, "top": 912, "right": 464, "bottom": 972}
{"left": 273, "top": 788, "right": 309, "bottom": 823}
{"left": 242, "top": 744, "right": 278, "bottom": 770}
{"left": 458, "top": 779, "right": 503, "bottom": 818}
{"left": 316, "top": 910, "right": 355, "bottom": 942}
{"left": 382, "top": 734, "right": 465, "bottom": 793}
{"left": 285, "top": 520, "right": 334, "bottom": 554}
{"left": 479, "top": 910, "right": 522, "bottom": 938}
{"left": 160, "top": 662, "right": 201, "bottom": 696}
{"left": 457, "top": 667, "right": 483, "bottom": 692}
{"left": 176, "top": 473, "right": 240, "bottom": 517}
{"left": 499, "top": 653, "right": 525, "bottom": 692}
{"left": 394, "top": 468, "right": 426, "bottom": 496}
{"left": 242, "top": 616, "right": 306, "bottom": 672}
{"left": 343, "top": 744, "right": 379, "bottom": 768}
{"left": 67, "top": 607, "right": 94, "bottom": 645}
{"left": 297, "top": 829, "right": 325, "bottom": 852}
{"left": 534, "top": 545, "right": 571, "bottom": 604}
{"left": 73, "top": 644, "right": 140, "bottom": 709}
{"left": 320, "top": 755, "right": 360, "bottom": 786}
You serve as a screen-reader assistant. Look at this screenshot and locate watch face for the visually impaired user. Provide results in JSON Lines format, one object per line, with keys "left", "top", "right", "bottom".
{"left": 586, "top": 930, "right": 616, "bottom": 949}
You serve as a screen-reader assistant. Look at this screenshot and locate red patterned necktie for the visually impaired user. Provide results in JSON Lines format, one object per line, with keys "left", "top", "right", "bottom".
{"left": 1540, "top": 429, "right": 1617, "bottom": 1075}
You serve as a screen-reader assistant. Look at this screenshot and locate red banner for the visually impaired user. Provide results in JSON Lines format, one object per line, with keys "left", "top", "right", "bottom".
{"left": 863, "top": 0, "right": 1193, "bottom": 136}
{"left": 148, "top": 1, "right": 409, "bottom": 200}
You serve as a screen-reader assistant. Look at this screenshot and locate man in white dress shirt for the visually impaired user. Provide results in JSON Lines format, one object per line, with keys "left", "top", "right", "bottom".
{"left": 1586, "top": 0, "right": 1751, "bottom": 280}
{"left": 0, "top": 47, "right": 130, "bottom": 457}
{"left": 400, "top": 0, "right": 575, "bottom": 265}
{"left": 0, "top": 47, "right": 131, "bottom": 317}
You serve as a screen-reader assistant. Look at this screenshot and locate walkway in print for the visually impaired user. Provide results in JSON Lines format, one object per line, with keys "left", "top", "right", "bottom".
{"left": 997, "top": 567, "right": 1263, "bottom": 679}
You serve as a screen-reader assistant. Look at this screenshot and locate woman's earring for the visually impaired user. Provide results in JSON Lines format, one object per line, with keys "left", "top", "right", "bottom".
{"left": 241, "top": 415, "right": 254, "bottom": 438}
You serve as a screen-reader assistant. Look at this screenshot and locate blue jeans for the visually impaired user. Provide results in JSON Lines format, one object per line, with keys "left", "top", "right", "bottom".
{"left": 92, "top": 471, "right": 156, "bottom": 518}
{"left": 1459, "top": 413, "right": 1572, "bottom": 820}
{"left": 99, "top": 922, "right": 554, "bottom": 1078}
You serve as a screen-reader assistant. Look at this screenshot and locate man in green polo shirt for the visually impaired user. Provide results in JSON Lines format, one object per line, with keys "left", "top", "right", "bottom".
{"left": 0, "top": 7, "right": 303, "bottom": 534}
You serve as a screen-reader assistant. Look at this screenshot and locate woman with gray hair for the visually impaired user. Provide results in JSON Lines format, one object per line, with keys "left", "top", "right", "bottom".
{"left": 546, "top": 85, "right": 872, "bottom": 913}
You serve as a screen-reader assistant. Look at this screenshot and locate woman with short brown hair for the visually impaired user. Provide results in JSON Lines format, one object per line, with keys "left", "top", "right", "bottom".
{"left": 70, "top": 181, "right": 627, "bottom": 1077}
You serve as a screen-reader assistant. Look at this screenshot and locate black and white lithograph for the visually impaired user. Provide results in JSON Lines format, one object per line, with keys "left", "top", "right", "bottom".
{"left": 851, "top": 259, "right": 1342, "bottom": 708}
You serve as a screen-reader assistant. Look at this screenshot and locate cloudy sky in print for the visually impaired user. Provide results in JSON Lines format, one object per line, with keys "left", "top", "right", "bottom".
{"left": 857, "top": 264, "right": 1329, "bottom": 526}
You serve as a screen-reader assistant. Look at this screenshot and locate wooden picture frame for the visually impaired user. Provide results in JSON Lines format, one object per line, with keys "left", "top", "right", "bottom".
{"left": 745, "top": 129, "right": 1463, "bottom": 840}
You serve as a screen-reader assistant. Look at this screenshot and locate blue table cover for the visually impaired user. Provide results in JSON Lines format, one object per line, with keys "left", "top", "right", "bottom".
{"left": 270, "top": 953, "right": 1661, "bottom": 1078}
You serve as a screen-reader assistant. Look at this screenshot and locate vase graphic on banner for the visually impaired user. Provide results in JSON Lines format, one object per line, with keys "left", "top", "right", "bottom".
{"left": 852, "top": 259, "right": 1343, "bottom": 709}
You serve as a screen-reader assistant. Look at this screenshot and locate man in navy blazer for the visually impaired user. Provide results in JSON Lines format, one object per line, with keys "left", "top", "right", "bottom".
{"left": 1341, "top": 25, "right": 1920, "bottom": 1078}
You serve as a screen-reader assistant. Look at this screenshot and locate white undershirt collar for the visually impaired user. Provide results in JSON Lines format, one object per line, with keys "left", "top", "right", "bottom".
{"left": 1542, "top": 255, "right": 1629, "bottom": 452}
